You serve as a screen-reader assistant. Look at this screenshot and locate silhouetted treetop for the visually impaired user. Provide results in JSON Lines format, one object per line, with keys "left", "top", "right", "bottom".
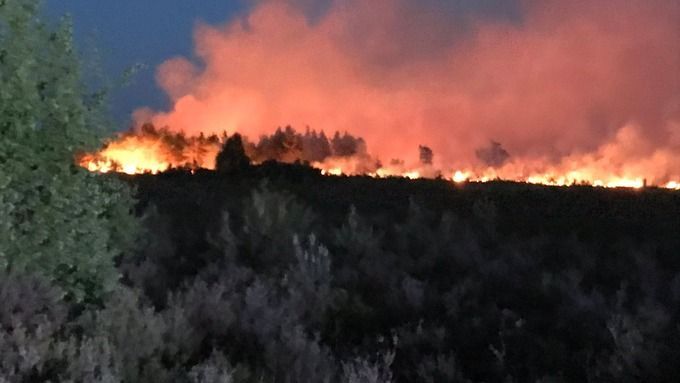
{"left": 216, "top": 133, "right": 251, "bottom": 172}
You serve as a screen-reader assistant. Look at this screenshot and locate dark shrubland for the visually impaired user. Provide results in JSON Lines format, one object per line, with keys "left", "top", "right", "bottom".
{"left": 11, "top": 156, "right": 680, "bottom": 381}
{"left": 3, "top": 2, "right": 680, "bottom": 382}
{"left": 108, "top": 168, "right": 680, "bottom": 382}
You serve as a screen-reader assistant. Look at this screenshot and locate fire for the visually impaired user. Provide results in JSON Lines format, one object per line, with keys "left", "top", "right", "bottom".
{"left": 78, "top": 0, "right": 679, "bottom": 192}
{"left": 452, "top": 171, "right": 469, "bottom": 183}
{"left": 320, "top": 167, "right": 343, "bottom": 176}
{"left": 80, "top": 139, "right": 172, "bottom": 175}
{"left": 79, "top": 127, "right": 680, "bottom": 190}
{"left": 134, "top": 0, "right": 679, "bottom": 182}
{"left": 78, "top": 126, "right": 221, "bottom": 175}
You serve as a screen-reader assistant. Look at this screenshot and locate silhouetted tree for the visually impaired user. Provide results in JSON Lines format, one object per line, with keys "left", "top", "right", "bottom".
{"left": 419, "top": 145, "right": 434, "bottom": 165}
{"left": 301, "top": 128, "right": 332, "bottom": 163}
{"left": 332, "top": 131, "right": 366, "bottom": 157}
{"left": 475, "top": 140, "right": 510, "bottom": 168}
{"left": 216, "top": 133, "right": 251, "bottom": 172}
{"left": 255, "top": 126, "right": 304, "bottom": 163}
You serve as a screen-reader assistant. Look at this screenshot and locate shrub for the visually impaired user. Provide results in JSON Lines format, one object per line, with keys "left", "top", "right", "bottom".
{"left": 0, "top": 0, "right": 138, "bottom": 302}
{"left": 240, "top": 182, "right": 315, "bottom": 272}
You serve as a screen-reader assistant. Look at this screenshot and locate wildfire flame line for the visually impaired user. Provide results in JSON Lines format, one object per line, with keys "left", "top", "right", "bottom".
{"left": 79, "top": 128, "right": 680, "bottom": 190}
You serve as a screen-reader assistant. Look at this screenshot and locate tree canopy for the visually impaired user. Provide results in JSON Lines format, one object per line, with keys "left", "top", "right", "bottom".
{"left": 0, "top": 0, "right": 138, "bottom": 302}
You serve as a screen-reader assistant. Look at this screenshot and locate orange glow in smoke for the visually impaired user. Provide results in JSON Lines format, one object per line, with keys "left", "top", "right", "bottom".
{"left": 80, "top": 0, "right": 679, "bottom": 190}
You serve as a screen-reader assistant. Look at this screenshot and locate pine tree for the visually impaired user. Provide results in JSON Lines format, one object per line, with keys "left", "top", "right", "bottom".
{"left": 0, "top": 1, "right": 138, "bottom": 302}
{"left": 215, "top": 133, "right": 251, "bottom": 172}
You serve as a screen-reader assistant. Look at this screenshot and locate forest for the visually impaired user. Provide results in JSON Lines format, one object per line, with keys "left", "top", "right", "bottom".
{"left": 2, "top": 1, "right": 680, "bottom": 382}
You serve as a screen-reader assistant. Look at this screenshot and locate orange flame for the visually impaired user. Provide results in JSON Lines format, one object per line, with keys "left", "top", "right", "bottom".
{"left": 80, "top": 0, "right": 679, "bottom": 192}
{"left": 79, "top": 130, "right": 221, "bottom": 175}
{"left": 80, "top": 130, "right": 680, "bottom": 190}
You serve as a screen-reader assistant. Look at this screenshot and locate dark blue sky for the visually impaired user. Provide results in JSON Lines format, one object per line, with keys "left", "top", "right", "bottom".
{"left": 46, "top": 1, "right": 247, "bottom": 126}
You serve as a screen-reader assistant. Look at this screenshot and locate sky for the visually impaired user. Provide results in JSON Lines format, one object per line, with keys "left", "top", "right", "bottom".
{"left": 45, "top": 1, "right": 248, "bottom": 125}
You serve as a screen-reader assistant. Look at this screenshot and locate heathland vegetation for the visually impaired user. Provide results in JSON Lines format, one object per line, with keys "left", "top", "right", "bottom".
{"left": 1, "top": 2, "right": 679, "bottom": 382}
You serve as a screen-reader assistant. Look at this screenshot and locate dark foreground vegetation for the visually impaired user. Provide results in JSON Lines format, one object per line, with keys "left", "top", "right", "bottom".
{"left": 7, "top": 161, "right": 680, "bottom": 382}
{"left": 112, "top": 165, "right": 680, "bottom": 382}
{"left": 3, "top": 1, "right": 680, "bottom": 382}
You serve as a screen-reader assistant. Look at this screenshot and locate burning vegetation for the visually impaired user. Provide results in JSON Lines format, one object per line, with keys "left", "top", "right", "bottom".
{"left": 80, "top": 124, "right": 680, "bottom": 190}
{"left": 7, "top": 0, "right": 680, "bottom": 381}
{"left": 79, "top": 124, "right": 376, "bottom": 174}
{"left": 80, "top": 0, "right": 679, "bottom": 190}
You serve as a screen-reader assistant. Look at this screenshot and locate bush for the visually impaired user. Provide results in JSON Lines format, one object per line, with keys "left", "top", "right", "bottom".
{"left": 0, "top": 0, "right": 138, "bottom": 302}
{"left": 240, "top": 182, "right": 315, "bottom": 272}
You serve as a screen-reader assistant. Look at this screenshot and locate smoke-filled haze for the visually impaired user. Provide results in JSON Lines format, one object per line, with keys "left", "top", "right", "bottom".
{"left": 132, "top": 0, "right": 679, "bottom": 182}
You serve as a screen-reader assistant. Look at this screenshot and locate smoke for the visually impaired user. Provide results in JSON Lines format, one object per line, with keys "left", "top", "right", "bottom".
{"left": 135, "top": 0, "right": 680, "bottom": 181}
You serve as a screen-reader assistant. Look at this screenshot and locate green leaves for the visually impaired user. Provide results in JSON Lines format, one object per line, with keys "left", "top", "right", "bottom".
{"left": 0, "top": 1, "right": 138, "bottom": 303}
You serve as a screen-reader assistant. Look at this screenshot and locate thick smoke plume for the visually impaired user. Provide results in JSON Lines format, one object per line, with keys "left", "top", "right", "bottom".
{"left": 133, "top": 0, "right": 679, "bottom": 183}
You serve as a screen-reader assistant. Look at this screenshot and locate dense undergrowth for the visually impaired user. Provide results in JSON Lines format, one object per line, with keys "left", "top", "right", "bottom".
{"left": 3, "top": 0, "right": 680, "bottom": 381}
{"left": 3, "top": 162, "right": 680, "bottom": 381}
{"left": 115, "top": 166, "right": 680, "bottom": 381}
